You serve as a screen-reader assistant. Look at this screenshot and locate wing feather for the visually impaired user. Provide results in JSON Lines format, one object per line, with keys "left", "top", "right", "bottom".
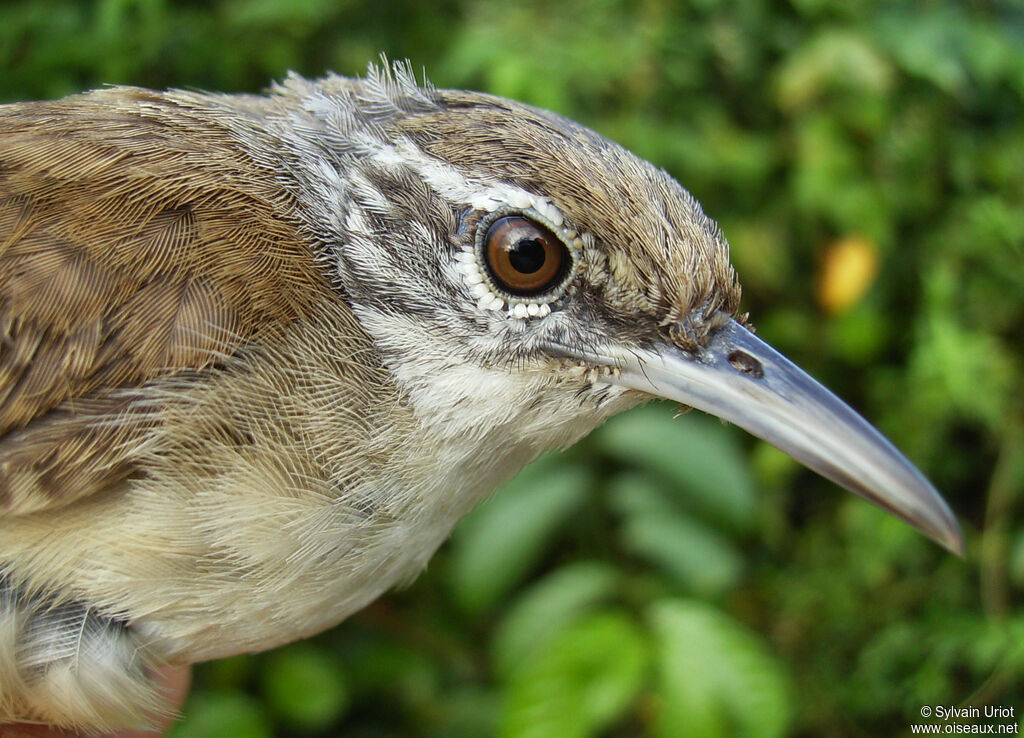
{"left": 0, "top": 87, "right": 332, "bottom": 516}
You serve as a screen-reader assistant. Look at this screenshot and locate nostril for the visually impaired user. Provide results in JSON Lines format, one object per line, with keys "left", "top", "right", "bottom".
{"left": 728, "top": 350, "right": 764, "bottom": 379}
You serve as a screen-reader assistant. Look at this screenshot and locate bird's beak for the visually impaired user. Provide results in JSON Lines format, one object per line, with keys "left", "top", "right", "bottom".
{"left": 546, "top": 318, "right": 964, "bottom": 555}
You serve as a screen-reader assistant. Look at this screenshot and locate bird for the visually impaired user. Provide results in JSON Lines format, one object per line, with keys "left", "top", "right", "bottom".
{"left": 0, "top": 61, "right": 961, "bottom": 731}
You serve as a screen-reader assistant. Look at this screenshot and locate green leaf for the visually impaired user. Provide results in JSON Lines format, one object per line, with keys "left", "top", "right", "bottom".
{"left": 649, "top": 599, "right": 792, "bottom": 738}
{"left": 1011, "top": 529, "right": 1024, "bottom": 589}
{"left": 222, "top": 0, "right": 342, "bottom": 27}
{"left": 775, "top": 29, "right": 893, "bottom": 110}
{"left": 342, "top": 638, "right": 440, "bottom": 699}
{"left": 828, "top": 303, "right": 890, "bottom": 363}
{"left": 168, "top": 692, "right": 271, "bottom": 738}
{"left": 492, "top": 561, "right": 619, "bottom": 679}
{"left": 879, "top": 8, "right": 969, "bottom": 93}
{"left": 499, "top": 611, "right": 649, "bottom": 738}
{"left": 261, "top": 643, "right": 349, "bottom": 730}
{"left": 606, "top": 473, "right": 745, "bottom": 593}
{"left": 912, "top": 309, "right": 1015, "bottom": 431}
{"left": 791, "top": 113, "right": 891, "bottom": 238}
{"left": 595, "top": 404, "right": 757, "bottom": 530}
{"left": 606, "top": 471, "right": 683, "bottom": 519}
{"left": 201, "top": 654, "right": 256, "bottom": 691}
{"left": 450, "top": 457, "right": 591, "bottom": 612}
{"left": 620, "top": 509, "right": 744, "bottom": 595}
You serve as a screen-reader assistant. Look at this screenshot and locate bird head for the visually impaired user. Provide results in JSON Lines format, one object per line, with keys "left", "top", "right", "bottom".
{"left": 262, "top": 64, "right": 961, "bottom": 554}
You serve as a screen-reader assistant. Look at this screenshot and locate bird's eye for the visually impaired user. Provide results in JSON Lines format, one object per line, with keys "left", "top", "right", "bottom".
{"left": 482, "top": 216, "right": 569, "bottom": 297}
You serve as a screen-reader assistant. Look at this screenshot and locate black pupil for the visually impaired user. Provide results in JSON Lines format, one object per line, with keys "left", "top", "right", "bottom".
{"left": 508, "top": 238, "right": 546, "bottom": 274}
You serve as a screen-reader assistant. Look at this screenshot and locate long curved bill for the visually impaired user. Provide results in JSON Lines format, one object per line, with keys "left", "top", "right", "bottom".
{"left": 547, "top": 319, "right": 963, "bottom": 555}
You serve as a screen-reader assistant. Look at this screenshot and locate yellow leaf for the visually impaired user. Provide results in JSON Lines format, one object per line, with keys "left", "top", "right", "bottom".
{"left": 816, "top": 235, "right": 880, "bottom": 314}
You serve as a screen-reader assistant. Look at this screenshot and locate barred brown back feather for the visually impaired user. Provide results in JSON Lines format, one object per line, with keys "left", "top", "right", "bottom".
{"left": 0, "top": 88, "right": 333, "bottom": 516}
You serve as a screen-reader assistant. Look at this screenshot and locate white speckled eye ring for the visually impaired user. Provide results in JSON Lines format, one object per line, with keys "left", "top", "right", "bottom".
{"left": 457, "top": 202, "right": 583, "bottom": 317}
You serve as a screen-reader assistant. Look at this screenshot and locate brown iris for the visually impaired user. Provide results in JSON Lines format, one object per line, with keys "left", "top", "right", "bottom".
{"left": 483, "top": 216, "right": 568, "bottom": 297}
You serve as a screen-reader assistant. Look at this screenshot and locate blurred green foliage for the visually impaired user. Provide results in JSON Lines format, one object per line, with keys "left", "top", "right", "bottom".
{"left": 3, "top": 1, "right": 1022, "bottom": 735}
